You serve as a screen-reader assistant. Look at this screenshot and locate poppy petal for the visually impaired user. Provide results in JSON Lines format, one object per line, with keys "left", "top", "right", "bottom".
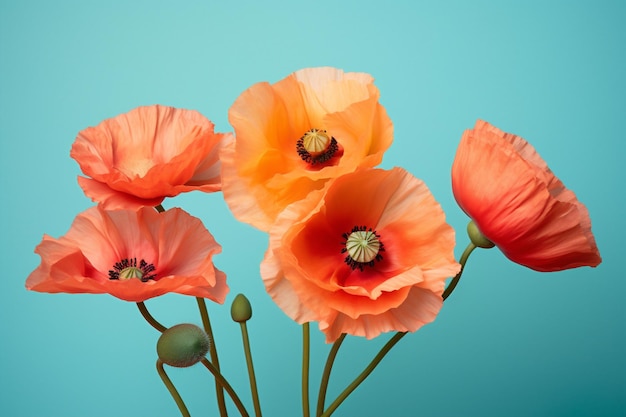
{"left": 261, "top": 167, "right": 460, "bottom": 342}
{"left": 223, "top": 67, "right": 393, "bottom": 231}
{"left": 26, "top": 207, "right": 228, "bottom": 303}
{"left": 451, "top": 120, "right": 601, "bottom": 271}
{"left": 71, "top": 105, "right": 230, "bottom": 209}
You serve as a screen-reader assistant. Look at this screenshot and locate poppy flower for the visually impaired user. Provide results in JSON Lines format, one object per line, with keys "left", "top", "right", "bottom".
{"left": 26, "top": 206, "right": 228, "bottom": 303}
{"left": 451, "top": 120, "right": 601, "bottom": 271}
{"left": 222, "top": 67, "right": 393, "bottom": 231}
{"left": 71, "top": 105, "right": 233, "bottom": 209}
{"left": 260, "top": 167, "right": 460, "bottom": 342}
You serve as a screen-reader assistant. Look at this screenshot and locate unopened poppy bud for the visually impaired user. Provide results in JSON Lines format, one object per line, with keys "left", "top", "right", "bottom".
{"left": 467, "top": 220, "right": 495, "bottom": 249}
{"left": 230, "top": 293, "right": 252, "bottom": 323}
{"left": 156, "top": 323, "right": 210, "bottom": 368}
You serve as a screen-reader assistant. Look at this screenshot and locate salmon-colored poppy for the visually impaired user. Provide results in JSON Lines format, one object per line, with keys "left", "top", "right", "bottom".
{"left": 26, "top": 206, "right": 228, "bottom": 303}
{"left": 261, "top": 167, "right": 460, "bottom": 342}
{"left": 451, "top": 120, "right": 601, "bottom": 271}
{"left": 222, "top": 67, "right": 393, "bottom": 231}
{"left": 71, "top": 105, "right": 233, "bottom": 209}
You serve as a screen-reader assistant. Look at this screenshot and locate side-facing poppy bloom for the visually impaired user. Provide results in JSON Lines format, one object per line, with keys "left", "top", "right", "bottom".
{"left": 451, "top": 120, "right": 601, "bottom": 271}
{"left": 71, "top": 105, "right": 233, "bottom": 209}
{"left": 261, "top": 167, "right": 460, "bottom": 342}
{"left": 26, "top": 206, "right": 228, "bottom": 303}
{"left": 222, "top": 67, "right": 394, "bottom": 231}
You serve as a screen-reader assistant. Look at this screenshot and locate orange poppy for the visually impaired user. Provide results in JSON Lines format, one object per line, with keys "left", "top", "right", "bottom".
{"left": 71, "top": 105, "right": 233, "bottom": 209}
{"left": 261, "top": 167, "right": 460, "bottom": 342}
{"left": 26, "top": 206, "right": 228, "bottom": 303}
{"left": 451, "top": 120, "right": 601, "bottom": 271}
{"left": 222, "top": 67, "right": 393, "bottom": 231}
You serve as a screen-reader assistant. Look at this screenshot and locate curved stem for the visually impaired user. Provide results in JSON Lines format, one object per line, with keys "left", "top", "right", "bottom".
{"left": 156, "top": 359, "right": 190, "bottom": 417}
{"left": 302, "top": 322, "right": 311, "bottom": 417}
{"left": 316, "top": 333, "right": 346, "bottom": 417}
{"left": 196, "top": 297, "right": 228, "bottom": 416}
{"left": 136, "top": 302, "right": 167, "bottom": 333}
{"left": 442, "top": 242, "right": 476, "bottom": 301}
{"left": 321, "top": 332, "right": 407, "bottom": 417}
{"left": 240, "top": 322, "right": 262, "bottom": 417}
{"left": 201, "top": 358, "right": 250, "bottom": 417}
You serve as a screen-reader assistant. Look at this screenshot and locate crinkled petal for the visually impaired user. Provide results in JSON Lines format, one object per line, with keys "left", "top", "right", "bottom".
{"left": 261, "top": 167, "right": 460, "bottom": 342}
{"left": 26, "top": 206, "right": 228, "bottom": 303}
{"left": 77, "top": 176, "right": 165, "bottom": 212}
{"left": 452, "top": 120, "right": 601, "bottom": 271}
{"left": 223, "top": 67, "right": 393, "bottom": 231}
{"left": 71, "top": 105, "right": 229, "bottom": 209}
{"left": 320, "top": 287, "right": 443, "bottom": 343}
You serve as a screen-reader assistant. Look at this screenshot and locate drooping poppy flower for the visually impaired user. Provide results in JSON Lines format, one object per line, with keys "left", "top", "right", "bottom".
{"left": 71, "top": 105, "right": 233, "bottom": 209}
{"left": 451, "top": 120, "right": 601, "bottom": 271}
{"left": 222, "top": 67, "right": 393, "bottom": 232}
{"left": 26, "top": 206, "right": 228, "bottom": 303}
{"left": 261, "top": 167, "right": 460, "bottom": 343}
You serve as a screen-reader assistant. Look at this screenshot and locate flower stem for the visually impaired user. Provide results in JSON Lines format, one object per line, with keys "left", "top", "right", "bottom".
{"left": 200, "top": 358, "right": 250, "bottom": 417}
{"left": 196, "top": 297, "right": 228, "bottom": 417}
{"left": 136, "top": 301, "right": 167, "bottom": 332}
{"left": 442, "top": 242, "right": 476, "bottom": 301}
{"left": 156, "top": 359, "right": 190, "bottom": 417}
{"left": 155, "top": 204, "right": 165, "bottom": 213}
{"left": 302, "top": 322, "right": 311, "bottom": 417}
{"left": 316, "top": 333, "right": 346, "bottom": 417}
{"left": 321, "top": 332, "right": 407, "bottom": 417}
{"left": 239, "top": 321, "right": 262, "bottom": 417}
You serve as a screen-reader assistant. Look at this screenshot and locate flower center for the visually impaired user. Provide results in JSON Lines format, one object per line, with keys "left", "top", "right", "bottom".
{"left": 108, "top": 258, "right": 156, "bottom": 282}
{"left": 296, "top": 128, "right": 338, "bottom": 164}
{"left": 341, "top": 226, "right": 385, "bottom": 270}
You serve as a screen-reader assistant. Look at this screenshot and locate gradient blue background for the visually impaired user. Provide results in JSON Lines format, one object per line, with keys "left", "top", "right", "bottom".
{"left": 1, "top": 1, "right": 624, "bottom": 416}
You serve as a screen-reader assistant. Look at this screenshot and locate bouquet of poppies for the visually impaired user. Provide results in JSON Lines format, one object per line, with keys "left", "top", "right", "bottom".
{"left": 25, "top": 67, "right": 601, "bottom": 417}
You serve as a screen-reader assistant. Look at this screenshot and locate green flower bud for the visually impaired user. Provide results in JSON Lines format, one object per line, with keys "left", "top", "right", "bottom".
{"left": 230, "top": 293, "right": 252, "bottom": 323}
{"left": 156, "top": 323, "right": 210, "bottom": 368}
{"left": 467, "top": 220, "right": 495, "bottom": 249}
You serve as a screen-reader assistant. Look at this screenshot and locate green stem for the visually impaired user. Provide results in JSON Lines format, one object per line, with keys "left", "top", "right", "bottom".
{"left": 157, "top": 359, "right": 190, "bottom": 417}
{"left": 155, "top": 204, "right": 165, "bottom": 213}
{"left": 136, "top": 302, "right": 167, "bottom": 332}
{"left": 442, "top": 242, "right": 476, "bottom": 301}
{"left": 200, "top": 358, "right": 250, "bottom": 417}
{"left": 196, "top": 297, "right": 228, "bottom": 416}
{"left": 302, "top": 322, "right": 311, "bottom": 417}
{"left": 316, "top": 334, "right": 346, "bottom": 417}
{"left": 321, "top": 332, "right": 407, "bottom": 417}
{"left": 239, "top": 322, "right": 262, "bottom": 417}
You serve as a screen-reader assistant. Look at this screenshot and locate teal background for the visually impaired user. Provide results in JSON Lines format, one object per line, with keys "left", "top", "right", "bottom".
{"left": 1, "top": 1, "right": 624, "bottom": 416}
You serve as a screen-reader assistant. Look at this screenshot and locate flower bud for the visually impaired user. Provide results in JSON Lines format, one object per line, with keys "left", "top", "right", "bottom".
{"left": 467, "top": 220, "right": 495, "bottom": 249}
{"left": 230, "top": 293, "right": 252, "bottom": 323}
{"left": 156, "top": 323, "right": 210, "bottom": 367}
